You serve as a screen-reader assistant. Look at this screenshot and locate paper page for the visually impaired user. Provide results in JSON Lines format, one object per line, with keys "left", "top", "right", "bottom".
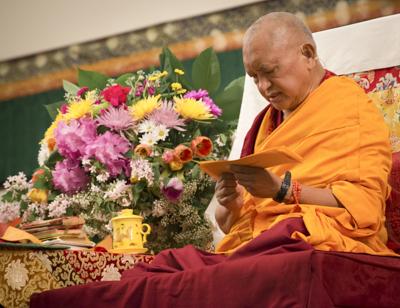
{"left": 199, "top": 146, "right": 302, "bottom": 180}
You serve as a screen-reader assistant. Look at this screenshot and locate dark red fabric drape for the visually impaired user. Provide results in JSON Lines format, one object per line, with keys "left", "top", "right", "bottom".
{"left": 30, "top": 218, "right": 400, "bottom": 308}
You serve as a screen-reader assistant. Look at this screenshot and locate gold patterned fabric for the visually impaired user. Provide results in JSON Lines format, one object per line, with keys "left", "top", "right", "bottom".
{"left": 0, "top": 247, "right": 154, "bottom": 308}
{"left": 348, "top": 66, "right": 400, "bottom": 152}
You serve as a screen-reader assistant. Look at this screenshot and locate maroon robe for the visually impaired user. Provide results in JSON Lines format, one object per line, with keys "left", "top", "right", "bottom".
{"left": 30, "top": 216, "right": 400, "bottom": 308}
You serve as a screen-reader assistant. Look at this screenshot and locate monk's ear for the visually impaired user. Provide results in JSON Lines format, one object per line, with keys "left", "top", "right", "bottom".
{"left": 300, "top": 43, "right": 317, "bottom": 67}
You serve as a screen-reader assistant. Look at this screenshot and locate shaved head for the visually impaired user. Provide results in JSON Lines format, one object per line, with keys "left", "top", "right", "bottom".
{"left": 244, "top": 12, "right": 315, "bottom": 51}
{"left": 242, "top": 12, "right": 325, "bottom": 113}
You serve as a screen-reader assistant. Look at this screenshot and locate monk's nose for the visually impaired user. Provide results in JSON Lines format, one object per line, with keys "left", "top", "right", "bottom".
{"left": 257, "top": 78, "right": 272, "bottom": 95}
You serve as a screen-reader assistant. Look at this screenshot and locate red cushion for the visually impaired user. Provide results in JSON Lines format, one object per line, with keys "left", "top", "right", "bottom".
{"left": 386, "top": 152, "right": 400, "bottom": 253}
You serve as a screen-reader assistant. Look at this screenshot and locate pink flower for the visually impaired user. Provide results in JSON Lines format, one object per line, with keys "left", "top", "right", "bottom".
{"left": 60, "top": 104, "right": 68, "bottom": 114}
{"left": 162, "top": 150, "right": 175, "bottom": 163}
{"left": 101, "top": 85, "right": 131, "bottom": 107}
{"left": 135, "top": 84, "right": 144, "bottom": 97}
{"left": 162, "top": 178, "right": 183, "bottom": 202}
{"left": 77, "top": 86, "right": 89, "bottom": 97}
{"left": 97, "top": 107, "right": 134, "bottom": 131}
{"left": 147, "top": 86, "right": 155, "bottom": 95}
{"left": 52, "top": 159, "right": 89, "bottom": 194}
{"left": 55, "top": 118, "right": 97, "bottom": 160}
{"left": 85, "top": 131, "right": 131, "bottom": 177}
{"left": 184, "top": 89, "right": 222, "bottom": 117}
{"left": 148, "top": 101, "right": 185, "bottom": 131}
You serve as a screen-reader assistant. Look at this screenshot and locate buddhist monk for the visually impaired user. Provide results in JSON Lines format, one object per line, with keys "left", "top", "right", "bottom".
{"left": 215, "top": 12, "right": 395, "bottom": 256}
{"left": 30, "top": 12, "right": 400, "bottom": 308}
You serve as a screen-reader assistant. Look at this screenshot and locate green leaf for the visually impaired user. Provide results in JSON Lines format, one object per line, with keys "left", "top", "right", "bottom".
{"left": 47, "top": 191, "right": 58, "bottom": 203}
{"left": 44, "top": 101, "right": 64, "bottom": 120}
{"left": 134, "top": 181, "right": 146, "bottom": 193}
{"left": 115, "top": 73, "right": 134, "bottom": 86}
{"left": 1, "top": 191, "right": 14, "bottom": 202}
{"left": 214, "top": 76, "right": 245, "bottom": 121}
{"left": 192, "top": 48, "right": 221, "bottom": 95}
{"left": 33, "top": 178, "right": 49, "bottom": 190}
{"left": 78, "top": 68, "right": 109, "bottom": 90}
{"left": 44, "top": 151, "right": 63, "bottom": 169}
{"left": 160, "top": 47, "right": 192, "bottom": 89}
{"left": 124, "top": 149, "right": 133, "bottom": 159}
{"left": 191, "top": 164, "right": 201, "bottom": 178}
{"left": 63, "top": 80, "right": 80, "bottom": 94}
{"left": 66, "top": 207, "right": 74, "bottom": 216}
{"left": 20, "top": 201, "right": 28, "bottom": 211}
{"left": 220, "top": 134, "right": 227, "bottom": 144}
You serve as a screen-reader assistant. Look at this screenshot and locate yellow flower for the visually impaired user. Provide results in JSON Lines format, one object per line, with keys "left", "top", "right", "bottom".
{"left": 174, "top": 69, "right": 185, "bottom": 75}
{"left": 64, "top": 99, "right": 94, "bottom": 120}
{"left": 28, "top": 188, "right": 48, "bottom": 204}
{"left": 130, "top": 96, "right": 161, "bottom": 120}
{"left": 171, "top": 82, "right": 183, "bottom": 92}
{"left": 130, "top": 176, "right": 139, "bottom": 184}
{"left": 42, "top": 112, "right": 64, "bottom": 145}
{"left": 148, "top": 71, "right": 169, "bottom": 81}
{"left": 177, "top": 89, "right": 187, "bottom": 94}
{"left": 148, "top": 74, "right": 160, "bottom": 81}
{"left": 169, "top": 160, "right": 183, "bottom": 171}
{"left": 174, "top": 97, "right": 213, "bottom": 120}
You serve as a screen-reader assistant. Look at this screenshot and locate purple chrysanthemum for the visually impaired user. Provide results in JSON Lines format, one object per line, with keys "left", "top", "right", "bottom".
{"left": 184, "top": 89, "right": 222, "bottom": 117}
{"left": 148, "top": 101, "right": 186, "bottom": 131}
{"left": 52, "top": 159, "right": 89, "bottom": 194}
{"left": 55, "top": 118, "right": 97, "bottom": 160}
{"left": 85, "top": 131, "right": 131, "bottom": 177}
{"left": 161, "top": 177, "right": 183, "bottom": 202}
{"left": 97, "top": 107, "right": 134, "bottom": 131}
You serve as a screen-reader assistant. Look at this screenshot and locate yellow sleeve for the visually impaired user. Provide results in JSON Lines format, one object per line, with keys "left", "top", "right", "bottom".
{"left": 331, "top": 93, "right": 391, "bottom": 235}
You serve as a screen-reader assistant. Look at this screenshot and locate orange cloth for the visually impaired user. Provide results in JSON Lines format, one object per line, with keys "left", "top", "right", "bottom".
{"left": 216, "top": 76, "right": 396, "bottom": 256}
{"left": 0, "top": 224, "right": 41, "bottom": 244}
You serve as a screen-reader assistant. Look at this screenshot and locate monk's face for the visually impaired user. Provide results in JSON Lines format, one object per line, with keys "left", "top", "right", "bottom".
{"left": 243, "top": 32, "right": 314, "bottom": 112}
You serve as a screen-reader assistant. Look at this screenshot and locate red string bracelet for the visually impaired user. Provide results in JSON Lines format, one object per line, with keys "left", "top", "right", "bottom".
{"left": 291, "top": 180, "right": 302, "bottom": 205}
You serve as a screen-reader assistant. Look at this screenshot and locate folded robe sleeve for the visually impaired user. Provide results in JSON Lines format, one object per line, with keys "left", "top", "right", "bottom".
{"left": 331, "top": 90, "right": 391, "bottom": 236}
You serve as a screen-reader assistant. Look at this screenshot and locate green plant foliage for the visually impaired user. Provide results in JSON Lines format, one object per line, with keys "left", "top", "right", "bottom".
{"left": 45, "top": 101, "right": 64, "bottom": 120}
{"left": 78, "top": 68, "right": 109, "bottom": 90}
{"left": 192, "top": 48, "right": 221, "bottom": 96}
{"left": 214, "top": 76, "right": 245, "bottom": 121}
{"left": 63, "top": 80, "right": 80, "bottom": 95}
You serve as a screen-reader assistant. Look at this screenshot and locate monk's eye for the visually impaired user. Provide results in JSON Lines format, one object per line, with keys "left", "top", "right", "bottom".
{"left": 262, "top": 66, "right": 278, "bottom": 76}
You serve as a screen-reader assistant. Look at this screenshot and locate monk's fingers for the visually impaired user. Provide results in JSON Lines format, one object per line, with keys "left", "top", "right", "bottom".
{"left": 220, "top": 172, "right": 236, "bottom": 180}
{"left": 216, "top": 178, "right": 237, "bottom": 190}
{"left": 218, "top": 193, "right": 239, "bottom": 206}
{"left": 230, "top": 165, "right": 262, "bottom": 174}
{"left": 216, "top": 186, "right": 238, "bottom": 198}
{"left": 231, "top": 173, "right": 255, "bottom": 182}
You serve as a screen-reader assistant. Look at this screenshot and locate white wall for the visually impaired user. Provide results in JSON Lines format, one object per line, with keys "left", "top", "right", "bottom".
{"left": 0, "top": 0, "right": 262, "bottom": 61}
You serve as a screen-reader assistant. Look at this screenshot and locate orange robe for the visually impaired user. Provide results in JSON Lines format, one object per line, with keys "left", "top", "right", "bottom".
{"left": 216, "top": 76, "right": 396, "bottom": 256}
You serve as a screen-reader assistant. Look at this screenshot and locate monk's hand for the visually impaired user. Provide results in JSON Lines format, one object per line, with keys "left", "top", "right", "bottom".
{"left": 215, "top": 172, "right": 243, "bottom": 210}
{"left": 229, "top": 165, "right": 281, "bottom": 198}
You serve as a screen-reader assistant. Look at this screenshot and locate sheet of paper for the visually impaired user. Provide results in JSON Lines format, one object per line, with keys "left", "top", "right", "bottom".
{"left": 199, "top": 146, "right": 303, "bottom": 180}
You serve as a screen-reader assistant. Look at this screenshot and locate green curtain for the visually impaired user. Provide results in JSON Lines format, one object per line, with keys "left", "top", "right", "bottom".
{"left": 0, "top": 49, "right": 244, "bottom": 183}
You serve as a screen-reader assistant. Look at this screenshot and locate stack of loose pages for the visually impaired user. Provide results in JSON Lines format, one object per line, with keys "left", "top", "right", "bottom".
{"left": 19, "top": 217, "right": 95, "bottom": 249}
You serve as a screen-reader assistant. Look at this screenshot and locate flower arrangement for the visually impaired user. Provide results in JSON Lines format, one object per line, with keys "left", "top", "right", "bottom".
{"left": 0, "top": 48, "right": 243, "bottom": 252}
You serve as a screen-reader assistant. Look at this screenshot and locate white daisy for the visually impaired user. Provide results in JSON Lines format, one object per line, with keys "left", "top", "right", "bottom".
{"left": 138, "top": 119, "right": 157, "bottom": 134}
{"left": 152, "top": 124, "right": 170, "bottom": 142}
{"left": 139, "top": 133, "right": 157, "bottom": 146}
